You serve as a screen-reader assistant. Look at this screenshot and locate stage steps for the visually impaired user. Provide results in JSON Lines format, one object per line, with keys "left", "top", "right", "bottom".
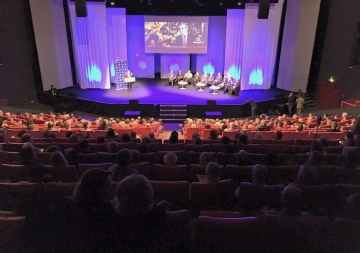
{"left": 159, "top": 104, "right": 187, "bottom": 123}
{"left": 304, "top": 93, "right": 316, "bottom": 108}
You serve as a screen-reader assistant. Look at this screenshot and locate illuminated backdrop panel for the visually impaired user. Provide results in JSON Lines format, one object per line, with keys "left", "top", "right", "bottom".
{"left": 126, "top": 15, "right": 155, "bottom": 78}
{"left": 69, "top": 1, "right": 110, "bottom": 89}
{"left": 106, "top": 8, "right": 128, "bottom": 83}
{"left": 195, "top": 16, "right": 226, "bottom": 76}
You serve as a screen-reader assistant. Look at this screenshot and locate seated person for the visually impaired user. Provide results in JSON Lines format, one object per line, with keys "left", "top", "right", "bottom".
{"left": 176, "top": 70, "right": 184, "bottom": 84}
{"left": 218, "top": 74, "right": 229, "bottom": 91}
{"left": 108, "top": 148, "right": 138, "bottom": 181}
{"left": 281, "top": 185, "right": 304, "bottom": 217}
{"left": 207, "top": 73, "right": 214, "bottom": 87}
{"left": 214, "top": 72, "right": 223, "bottom": 86}
{"left": 223, "top": 77, "right": 235, "bottom": 94}
{"left": 198, "top": 162, "right": 221, "bottom": 184}
{"left": 183, "top": 70, "right": 193, "bottom": 83}
{"left": 200, "top": 73, "right": 208, "bottom": 84}
{"left": 168, "top": 70, "right": 176, "bottom": 86}
{"left": 226, "top": 79, "right": 240, "bottom": 96}
{"left": 163, "top": 152, "right": 177, "bottom": 166}
{"left": 192, "top": 71, "right": 200, "bottom": 86}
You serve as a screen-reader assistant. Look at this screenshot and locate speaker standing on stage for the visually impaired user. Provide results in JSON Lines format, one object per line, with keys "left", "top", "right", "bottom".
{"left": 124, "top": 70, "right": 134, "bottom": 91}
{"left": 168, "top": 70, "right": 176, "bottom": 86}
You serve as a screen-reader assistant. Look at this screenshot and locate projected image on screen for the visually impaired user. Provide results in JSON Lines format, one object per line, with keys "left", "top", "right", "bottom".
{"left": 145, "top": 16, "right": 208, "bottom": 54}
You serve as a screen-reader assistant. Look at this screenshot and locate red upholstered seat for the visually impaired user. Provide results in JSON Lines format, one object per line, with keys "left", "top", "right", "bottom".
{"left": 223, "top": 165, "right": 254, "bottom": 184}
{"left": 151, "top": 164, "right": 188, "bottom": 181}
{"left": 139, "top": 152, "right": 157, "bottom": 164}
{"left": 166, "top": 210, "right": 192, "bottom": 251}
{"left": 196, "top": 216, "right": 262, "bottom": 253}
{"left": 262, "top": 214, "right": 330, "bottom": 253}
{"left": 151, "top": 181, "right": 189, "bottom": 210}
{"left": 189, "top": 179, "right": 235, "bottom": 217}
{"left": 129, "top": 162, "right": 152, "bottom": 179}
{"left": 76, "top": 163, "right": 112, "bottom": 177}
{"left": 0, "top": 216, "right": 26, "bottom": 252}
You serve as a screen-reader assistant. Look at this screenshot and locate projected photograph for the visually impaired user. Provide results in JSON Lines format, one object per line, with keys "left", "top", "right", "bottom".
{"left": 145, "top": 16, "right": 208, "bottom": 54}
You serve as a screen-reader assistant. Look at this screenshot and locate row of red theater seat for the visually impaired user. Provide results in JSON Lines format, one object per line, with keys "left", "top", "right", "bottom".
{"left": 1, "top": 208, "right": 360, "bottom": 252}
{"left": 0, "top": 161, "right": 347, "bottom": 185}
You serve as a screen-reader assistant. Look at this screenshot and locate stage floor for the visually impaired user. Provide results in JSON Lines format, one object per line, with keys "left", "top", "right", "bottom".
{"left": 60, "top": 78, "right": 288, "bottom": 105}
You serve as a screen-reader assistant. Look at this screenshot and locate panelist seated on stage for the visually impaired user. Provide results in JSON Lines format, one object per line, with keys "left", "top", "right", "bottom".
{"left": 192, "top": 71, "right": 200, "bottom": 86}
{"left": 183, "top": 70, "right": 193, "bottom": 83}
{"left": 223, "top": 77, "right": 235, "bottom": 94}
{"left": 124, "top": 70, "right": 135, "bottom": 91}
{"left": 214, "top": 72, "right": 223, "bottom": 86}
{"left": 225, "top": 78, "right": 240, "bottom": 96}
{"left": 218, "top": 74, "right": 229, "bottom": 91}
{"left": 201, "top": 73, "right": 208, "bottom": 84}
{"left": 168, "top": 70, "right": 176, "bottom": 86}
{"left": 176, "top": 70, "right": 184, "bottom": 84}
{"left": 207, "top": 73, "right": 214, "bottom": 87}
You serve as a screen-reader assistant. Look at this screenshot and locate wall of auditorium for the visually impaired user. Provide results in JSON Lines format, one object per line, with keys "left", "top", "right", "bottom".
{"left": 318, "top": 0, "right": 360, "bottom": 100}
{"left": 0, "top": 0, "right": 38, "bottom": 106}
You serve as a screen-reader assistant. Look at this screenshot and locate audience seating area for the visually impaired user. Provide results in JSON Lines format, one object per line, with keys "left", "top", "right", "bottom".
{"left": 0, "top": 110, "right": 360, "bottom": 251}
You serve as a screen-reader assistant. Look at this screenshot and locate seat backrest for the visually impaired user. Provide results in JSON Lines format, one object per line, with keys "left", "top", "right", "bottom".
{"left": 96, "top": 152, "right": 117, "bottom": 163}
{"left": 139, "top": 152, "right": 157, "bottom": 164}
{"left": 237, "top": 144, "right": 261, "bottom": 153}
{"left": 166, "top": 210, "right": 192, "bottom": 251}
{"left": 222, "top": 131, "right": 239, "bottom": 139}
{"left": 151, "top": 181, "right": 189, "bottom": 210}
{"left": 312, "top": 165, "right": 338, "bottom": 184}
{"left": 0, "top": 164, "right": 29, "bottom": 182}
{"left": 160, "top": 143, "right": 185, "bottom": 151}
{"left": 201, "top": 129, "right": 211, "bottom": 140}
{"left": 216, "top": 153, "right": 237, "bottom": 166}
{"left": 185, "top": 127, "right": 201, "bottom": 140}
{"left": 76, "top": 153, "right": 98, "bottom": 164}
{"left": 189, "top": 179, "right": 235, "bottom": 217}
{"left": 129, "top": 162, "right": 152, "bottom": 179}
{"left": 136, "top": 127, "right": 152, "bottom": 138}
{"left": 223, "top": 165, "right": 253, "bottom": 184}
{"left": 77, "top": 163, "right": 112, "bottom": 177}
{"left": 89, "top": 143, "right": 107, "bottom": 153}
{"left": 266, "top": 165, "right": 300, "bottom": 184}
{"left": 196, "top": 216, "right": 262, "bottom": 253}
{"left": 262, "top": 214, "right": 330, "bottom": 253}
{"left": 151, "top": 164, "right": 188, "bottom": 181}
{"left": 46, "top": 165, "right": 79, "bottom": 182}
{"left": 0, "top": 216, "right": 26, "bottom": 252}
{"left": 4, "top": 151, "right": 21, "bottom": 164}
{"left": 260, "top": 131, "right": 275, "bottom": 140}
{"left": 326, "top": 132, "right": 345, "bottom": 141}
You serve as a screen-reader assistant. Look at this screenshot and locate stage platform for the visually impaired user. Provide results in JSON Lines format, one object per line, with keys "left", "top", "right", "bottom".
{"left": 57, "top": 78, "right": 288, "bottom": 105}
{"left": 37, "top": 78, "right": 290, "bottom": 119}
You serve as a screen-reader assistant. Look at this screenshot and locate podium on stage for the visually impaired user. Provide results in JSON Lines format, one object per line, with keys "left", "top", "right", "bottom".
{"left": 125, "top": 77, "right": 135, "bottom": 83}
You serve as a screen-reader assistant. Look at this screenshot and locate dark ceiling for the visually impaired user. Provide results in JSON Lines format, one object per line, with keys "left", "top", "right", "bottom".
{"left": 78, "top": 0, "right": 279, "bottom": 15}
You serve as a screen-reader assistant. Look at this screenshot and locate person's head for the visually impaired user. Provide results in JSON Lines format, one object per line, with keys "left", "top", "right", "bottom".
{"left": 78, "top": 139, "right": 89, "bottom": 153}
{"left": 281, "top": 185, "right": 303, "bottom": 216}
{"left": 252, "top": 164, "right": 268, "bottom": 185}
{"left": 21, "top": 133, "right": 32, "bottom": 143}
{"left": 164, "top": 152, "right": 177, "bottom": 166}
{"left": 28, "top": 163, "right": 47, "bottom": 183}
{"left": 19, "top": 142, "right": 36, "bottom": 165}
{"left": 295, "top": 165, "right": 318, "bottom": 185}
{"left": 199, "top": 152, "right": 214, "bottom": 166}
{"left": 130, "top": 149, "right": 140, "bottom": 164}
{"left": 275, "top": 131, "right": 283, "bottom": 140}
{"left": 169, "top": 133, "right": 178, "bottom": 143}
{"left": 239, "top": 134, "right": 248, "bottom": 144}
{"left": 64, "top": 148, "right": 77, "bottom": 165}
{"left": 68, "top": 134, "right": 78, "bottom": 143}
{"left": 306, "top": 151, "right": 325, "bottom": 166}
{"left": 310, "top": 141, "right": 324, "bottom": 153}
{"left": 116, "top": 174, "right": 154, "bottom": 216}
{"left": 179, "top": 22, "right": 188, "bottom": 36}
{"left": 193, "top": 136, "right": 202, "bottom": 145}
{"left": 27, "top": 124, "right": 35, "bottom": 131}
{"left": 116, "top": 148, "right": 132, "bottom": 167}
{"left": 295, "top": 123, "right": 303, "bottom": 132}
{"left": 66, "top": 131, "right": 74, "bottom": 138}
{"left": 221, "top": 136, "right": 231, "bottom": 145}
{"left": 209, "top": 129, "right": 218, "bottom": 140}
{"left": 96, "top": 136, "right": 105, "bottom": 143}
{"left": 45, "top": 144, "right": 58, "bottom": 153}
{"left": 331, "top": 121, "right": 339, "bottom": 130}
{"left": 318, "top": 138, "right": 330, "bottom": 147}
{"left": 142, "top": 136, "right": 151, "bottom": 144}
{"left": 255, "top": 132, "right": 263, "bottom": 140}
{"left": 206, "top": 162, "right": 221, "bottom": 184}
{"left": 148, "top": 132, "right": 155, "bottom": 140}
{"left": 345, "top": 132, "right": 354, "bottom": 140}
{"left": 342, "top": 147, "right": 358, "bottom": 169}
{"left": 192, "top": 132, "right": 200, "bottom": 140}
{"left": 105, "top": 128, "right": 115, "bottom": 138}
{"left": 49, "top": 151, "right": 69, "bottom": 166}
{"left": 17, "top": 130, "right": 27, "bottom": 138}
{"left": 74, "top": 168, "right": 113, "bottom": 207}
{"left": 130, "top": 131, "right": 137, "bottom": 139}
{"left": 107, "top": 141, "right": 118, "bottom": 153}
{"left": 345, "top": 192, "right": 360, "bottom": 220}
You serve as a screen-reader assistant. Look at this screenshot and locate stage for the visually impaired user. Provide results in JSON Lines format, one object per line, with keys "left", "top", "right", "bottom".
{"left": 57, "top": 78, "right": 288, "bottom": 105}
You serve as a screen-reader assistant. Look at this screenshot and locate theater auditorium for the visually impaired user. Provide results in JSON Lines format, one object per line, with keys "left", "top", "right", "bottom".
{"left": 0, "top": 0, "right": 360, "bottom": 252}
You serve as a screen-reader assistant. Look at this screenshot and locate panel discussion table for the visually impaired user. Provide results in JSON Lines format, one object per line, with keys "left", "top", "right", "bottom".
{"left": 196, "top": 82, "right": 207, "bottom": 91}
{"left": 209, "top": 85, "right": 221, "bottom": 95}
{"left": 178, "top": 81, "right": 188, "bottom": 90}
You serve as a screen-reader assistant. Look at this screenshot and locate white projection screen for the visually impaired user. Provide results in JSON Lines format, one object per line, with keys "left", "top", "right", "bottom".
{"left": 144, "top": 16, "right": 209, "bottom": 54}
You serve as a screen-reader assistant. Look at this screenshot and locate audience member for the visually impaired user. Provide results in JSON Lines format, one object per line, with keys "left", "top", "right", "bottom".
{"left": 344, "top": 192, "right": 360, "bottom": 220}
{"left": 252, "top": 164, "right": 268, "bottom": 186}
{"left": 107, "top": 141, "right": 118, "bottom": 153}
{"left": 19, "top": 142, "right": 37, "bottom": 166}
{"left": 305, "top": 151, "right": 325, "bottom": 166}
{"left": 199, "top": 152, "right": 214, "bottom": 166}
{"left": 208, "top": 129, "right": 218, "bottom": 140}
{"left": 96, "top": 136, "right": 105, "bottom": 143}
{"left": 78, "top": 139, "right": 90, "bottom": 153}
{"left": 130, "top": 149, "right": 140, "bottom": 164}
{"left": 294, "top": 165, "right": 318, "bottom": 185}
{"left": 164, "top": 152, "right": 177, "bottom": 166}
{"left": 49, "top": 151, "right": 69, "bottom": 167}
{"left": 108, "top": 148, "right": 137, "bottom": 181}
{"left": 281, "top": 185, "right": 304, "bottom": 217}
{"left": 274, "top": 131, "right": 283, "bottom": 140}
{"left": 204, "top": 162, "right": 221, "bottom": 184}
{"left": 142, "top": 136, "right": 151, "bottom": 144}
{"left": 344, "top": 132, "right": 355, "bottom": 147}
{"left": 120, "top": 133, "right": 131, "bottom": 143}
{"left": 138, "top": 143, "right": 148, "bottom": 153}
{"left": 238, "top": 134, "right": 249, "bottom": 144}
